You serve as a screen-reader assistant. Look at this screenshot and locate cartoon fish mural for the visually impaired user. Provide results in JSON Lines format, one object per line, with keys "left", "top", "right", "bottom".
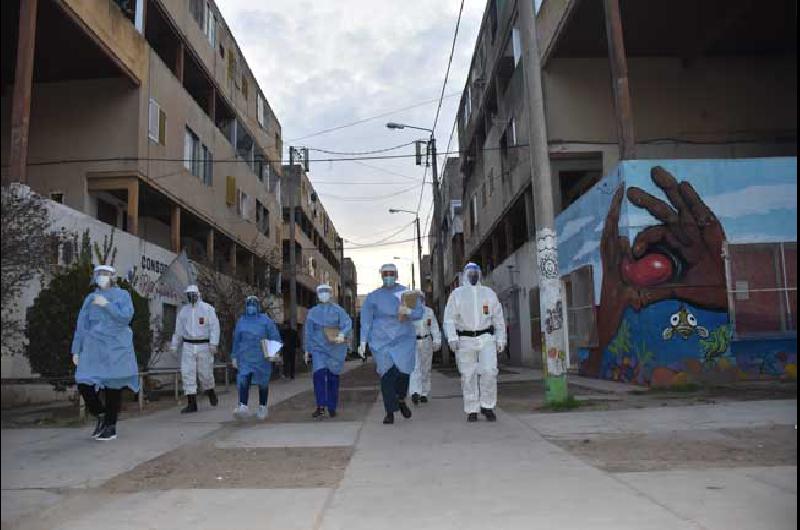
{"left": 662, "top": 305, "right": 709, "bottom": 340}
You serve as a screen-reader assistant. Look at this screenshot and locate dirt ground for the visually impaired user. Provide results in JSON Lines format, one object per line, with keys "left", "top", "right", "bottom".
{"left": 549, "top": 424, "right": 798, "bottom": 472}
{"left": 101, "top": 444, "right": 353, "bottom": 491}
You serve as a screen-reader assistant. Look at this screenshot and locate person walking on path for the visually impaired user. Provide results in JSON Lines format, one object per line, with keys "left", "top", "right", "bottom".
{"left": 171, "top": 285, "right": 220, "bottom": 413}
{"left": 359, "top": 264, "right": 424, "bottom": 425}
{"left": 304, "top": 284, "right": 353, "bottom": 419}
{"left": 71, "top": 265, "right": 140, "bottom": 441}
{"left": 444, "top": 263, "right": 506, "bottom": 423}
{"left": 232, "top": 296, "right": 282, "bottom": 420}
{"left": 409, "top": 294, "right": 442, "bottom": 405}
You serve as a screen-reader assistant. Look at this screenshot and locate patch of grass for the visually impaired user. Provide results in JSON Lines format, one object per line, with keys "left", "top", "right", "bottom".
{"left": 538, "top": 395, "right": 584, "bottom": 412}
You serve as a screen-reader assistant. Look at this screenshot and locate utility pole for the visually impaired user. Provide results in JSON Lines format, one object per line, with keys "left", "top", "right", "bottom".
{"left": 415, "top": 215, "right": 423, "bottom": 291}
{"left": 430, "top": 138, "right": 448, "bottom": 366}
{"left": 287, "top": 148, "right": 299, "bottom": 333}
{"left": 519, "top": 0, "right": 568, "bottom": 403}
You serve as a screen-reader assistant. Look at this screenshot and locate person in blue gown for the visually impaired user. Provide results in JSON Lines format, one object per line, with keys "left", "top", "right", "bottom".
{"left": 231, "top": 296, "right": 281, "bottom": 420}
{"left": 71, "top": 265, "right": 140, "bottom": 441}
{"left": 359, "top": 263, "right": 424, "bottom": 424}
{"left": 304, "top": 284, "right": 352, "bottom": 419}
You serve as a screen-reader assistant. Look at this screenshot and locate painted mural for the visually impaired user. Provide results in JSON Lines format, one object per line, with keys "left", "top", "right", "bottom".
{"left": 556, "top": 157, "right": 797, "bottom": 386}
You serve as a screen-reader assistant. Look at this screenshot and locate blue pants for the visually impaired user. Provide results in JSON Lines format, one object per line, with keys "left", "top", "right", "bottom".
{"left": 237, "top": 372, "right": 269, "bottom": 406}
{"left": 313, "top": 368, "right": 340, "bottom": 413}
{"left": 380, "top": 365, "right": 410, "bottom": 414}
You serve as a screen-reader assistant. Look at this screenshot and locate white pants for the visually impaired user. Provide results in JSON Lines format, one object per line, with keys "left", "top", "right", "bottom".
{"left": 409, "top": 337, "right": 434, "bottom": 397}
{"left": 181, "top": 342, "right": 214, "bottom": 395}
{"left": 455, "top": 335, "right": 498, "bottom": 414}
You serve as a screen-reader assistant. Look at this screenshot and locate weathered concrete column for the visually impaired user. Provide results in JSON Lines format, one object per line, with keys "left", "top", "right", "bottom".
{"left": 9, "top": 0, "right": 39, "bottom": 185}
{"left": 519, "top": 0, "right": 569, "bottom": 403}
{"left": 603, "top": 0, "right": 636, "bottom": 160}
{"left": 206, "top": 229, "right": 215, "bottom": 265}
{"left": 230, "top": 242, "right": 237, "bottom": 275}
{"left": 126, "top": 179, "right": 139, "bottom": 236}
{"left": 170, "top": 205, "right": 181, "bottom": 252}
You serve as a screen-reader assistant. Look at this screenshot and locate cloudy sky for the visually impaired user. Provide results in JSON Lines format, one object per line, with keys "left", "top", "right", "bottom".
{"left": 215, "top": 0, "right": 486, "bottom": 292}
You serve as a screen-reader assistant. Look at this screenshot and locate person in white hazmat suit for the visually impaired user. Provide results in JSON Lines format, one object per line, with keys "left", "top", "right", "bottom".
{"left": 443, "top": 263, "right": 506, "bottom": 422}
{"left": 171, "top": 285, "right": 221, "bottom": 413}
{"left": 409, "top": 293, "right": 442, "bottom": 405}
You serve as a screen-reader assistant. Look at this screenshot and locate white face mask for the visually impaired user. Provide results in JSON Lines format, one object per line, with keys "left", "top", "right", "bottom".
{"left": 96, "top": 275, "right": 111, "bottom": 289}
{"left": 318, "top": 292, "right": 332, "bottom": 304}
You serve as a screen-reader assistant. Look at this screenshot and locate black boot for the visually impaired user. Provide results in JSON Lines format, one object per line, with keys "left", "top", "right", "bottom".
{"left": 181, "top": 394, "right": 198, "bottom": 413}
{"left": 398, "top": 401, "right": 412, "bottom": 419}
{"left": 481, "top": 407, "right": 497, "bottom": 422}
{"left": 312, "top": 407, "right": 325, "bottom": 419}
{"left": 411, "top": 393, "right": 420, "bottom": 405}
{"left": 328, "top": 409, "right": 337, "bottom": 418}
{"left": 467, "top": 413, "right": 478, "bottom": 423}
{"left": 95, "top": 424, "right": 117, "bottom": 441}
{"left": 420, "top": 396, "right": 429, "bottom": 403}
{"left": 206, "top": 389, "right": 218, "bottom": 407}
{"left": 91, "top": 413, "right": 106, "bottom": 438}
{"left": 383, "top": 412, "right": 395, "bottom": 424}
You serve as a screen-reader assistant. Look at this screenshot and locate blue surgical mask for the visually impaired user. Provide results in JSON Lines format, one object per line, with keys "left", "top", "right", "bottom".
{"left": 382, "top": 276, "right": 396, "bottom": 287}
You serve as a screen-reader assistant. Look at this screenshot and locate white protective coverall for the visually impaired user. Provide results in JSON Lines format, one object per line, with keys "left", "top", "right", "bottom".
{"left": 443, "top": 269, "right": 506, "bottom": 414}
{"left": 409, "top": 306, "right": 442, "bottom": 398}
{"left": 172, "top": 297, "right": 220, "bottom": 395}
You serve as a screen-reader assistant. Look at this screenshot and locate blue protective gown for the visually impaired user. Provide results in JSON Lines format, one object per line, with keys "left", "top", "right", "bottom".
{"left": 72, "top": 287, "right": 140, "bottom": 391}
{"left": 232, "top": 312, "right": 281, "bottom": 386}
{"left": 304, "top": 302, "right": 353, "bottom": 375}
{"left": 360, "top": 284, "right": 424, "bottom": 376}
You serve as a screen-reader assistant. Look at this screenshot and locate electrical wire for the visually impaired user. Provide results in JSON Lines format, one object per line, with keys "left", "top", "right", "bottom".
{"left": 316, "top": 182, "right": 422, "bottom": 202}
{"left": 284, "top": 92, "right": 460, "bottom": 142}
{"left": 307, "top": 141, "right": 415, "bottom": 156}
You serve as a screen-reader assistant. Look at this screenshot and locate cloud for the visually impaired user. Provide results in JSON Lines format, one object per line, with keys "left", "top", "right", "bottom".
{"left": 560, "top": 215, "right": 596, "bottom": 243}
{"left": 215, "top": 0, "right": 485, "bottom": 290}
{"left": 703, "top": 183, "right": 798, "bottom": 219}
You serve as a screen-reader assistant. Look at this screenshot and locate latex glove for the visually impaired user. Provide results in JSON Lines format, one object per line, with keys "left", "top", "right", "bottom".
{"left": 398, "top": 305, "right": 412, "bottom": 316}
{"left": 232, "top": 358, "right": 238, "bottom": 369}
{"left": 72, "top": 354, "right": 79, "bottom": 366}
{"left": 92, "top": 294, "right": 109, "bottom": 307}
{"left": 357, "top": 343, "right": 367, "bottom": 359}
{"left": 496, "top": 342, "right": 506, "bottom": 354}
{"left": 448, "top": 340, "right": 459, "bottom": 353}
{"left": 334, "top": 333, "right": 346, "bottom": 344}
{"left": 304, "top": 352, "right": 311, "bottom": 364}
{"left": 209, "top": 344, "right": 218, "bottom": 355}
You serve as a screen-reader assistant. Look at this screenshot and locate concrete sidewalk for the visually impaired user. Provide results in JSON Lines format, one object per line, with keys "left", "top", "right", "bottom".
{"left": 2, "top": 365, "right": 796, "bottom": 529}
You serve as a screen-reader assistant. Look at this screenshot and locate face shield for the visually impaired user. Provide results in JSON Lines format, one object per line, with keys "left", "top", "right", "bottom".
{"left": 462, "top": 263, "right": 482, "bottom": 287}
{"left": 185, "top": 285, "right": 200, "bottom": 305}
{"left": 93, "top": 265, "right": 115, "bottom": 289}
{"left": 317, "top": 284, "right": 333, "bottom": 304}
{"left": 245, "top": 296, "right": 260, "bottom": 316}
{"left": 380, "top": 263, "right": 398, "bottom": 288}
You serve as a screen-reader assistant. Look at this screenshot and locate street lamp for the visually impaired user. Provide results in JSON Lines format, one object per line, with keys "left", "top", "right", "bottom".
{"left": 389, "top": 208, "right": 422, "bottom": 293}
{"left": 387, "top": 121, "right": 446, "bottom": 364}
{"left": 393, "top": 256, "right": 415, "bottom": 291}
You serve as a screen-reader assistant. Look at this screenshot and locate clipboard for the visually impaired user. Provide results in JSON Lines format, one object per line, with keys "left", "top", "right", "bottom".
{"left": 323, "top": 326, "right": 340, "bottom": 342}
{"left": 400, "top": 290, "right": 420, "bottom": 309}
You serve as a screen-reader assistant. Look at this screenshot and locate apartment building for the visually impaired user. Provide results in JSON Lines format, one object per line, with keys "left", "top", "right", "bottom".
{"left": 2, "top": 0, "right": 283, "bottom": 284}
{"left": 428, "top": 156, "right": 465, "bottom": 313}
{"left": 340, "top": 257, "right": 358, "bottom": 320}
{"left": 1, "top": 0, "right": 285, "bottom": 400}
{"left": 281, "top": 163, "right": 344, "bottom": 328}
{"left": 452, "top": 0, "right": 796, "bottom": 376}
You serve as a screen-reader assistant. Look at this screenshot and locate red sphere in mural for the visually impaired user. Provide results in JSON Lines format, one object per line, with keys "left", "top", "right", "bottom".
{"left": 621, "top": 253, "right": 674, "bottom": 287}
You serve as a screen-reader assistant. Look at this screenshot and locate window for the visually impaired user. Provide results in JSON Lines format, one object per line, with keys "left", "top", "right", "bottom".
{"left": 148, "top": 99, "right": 165, "bottom": 144}
{"left": 189, "top": 0, "right": 204, "bottom": 27}
{"left": 96, "top": 198, "right": 117, "bottom": 227}
{"left": 219, "top": 43, "right": 225, "bottom": 58}
{"left": 256, "top": 200, "right": 270, "bottom": 236}
{"left": 509, "top": 117, "right": 517, "bottom": 146}
{"left": 236, "top": 190, "right": 249, "bottom": 219}
{"left": 728, "top": 242, "right": 796, "bottom": 337}
{"left": 257, "top": 94, "right": 265, "bottom": 127}
{"left": 464, "top": 85, "right": 472, "bottom": 122}
{"left": 205, "top": 3, "right": 216, "bottom": 46}
{"left": 202, "top": 144, "right": 213, "bottom": 186}
{"left": 481, "top": 182, "right": 488, "bottom": 208}
{"left": 184, "top": 127, "right": 200, "bottom": 176}
{"left": 488, "top": 168, "right": 495, "bottom": 196}
{"left": 512, "top": 27, "right": 522, "bottom": 67}
{"left": 50, "top": 192, "right": 64, "bottom": 204}
{"left": 469, "top": 194, "right": 478, "bottom": 232}
{"left": 241, "top": 74, "right": 248, "bottom": 98}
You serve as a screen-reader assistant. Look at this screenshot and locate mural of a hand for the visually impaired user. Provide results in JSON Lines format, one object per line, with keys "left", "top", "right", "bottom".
{"left": 595, "top": 166, "right": 727, "bottom": 369}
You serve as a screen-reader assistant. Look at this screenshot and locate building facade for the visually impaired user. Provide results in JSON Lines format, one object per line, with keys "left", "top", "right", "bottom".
{"left": 281, "top": 164, "right": 344, "bottom": 329}
{"left": 447, "top": 0, "right": 796, "bottom": 373}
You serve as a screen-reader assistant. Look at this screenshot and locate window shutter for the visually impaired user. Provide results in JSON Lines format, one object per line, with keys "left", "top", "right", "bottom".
{"left": 226, "top": 176, "right": 236, "bottom": 206}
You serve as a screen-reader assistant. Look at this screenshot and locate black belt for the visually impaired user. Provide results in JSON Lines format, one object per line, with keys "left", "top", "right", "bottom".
{"left": 416, "top": 335, "right": 431, "bottom": 340}
{"left": 183, "top": 338, "right": 210, "bottom": 344}
{"left": 457, "top": 327, "right": 494, "bottom": 337}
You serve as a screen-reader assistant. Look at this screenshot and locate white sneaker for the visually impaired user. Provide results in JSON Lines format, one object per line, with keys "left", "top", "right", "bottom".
{"left": 233, "top": 404, "right": 250, "bottom": 420}
{"left": 256, "top": 405, "right": 268, "bottom": 420}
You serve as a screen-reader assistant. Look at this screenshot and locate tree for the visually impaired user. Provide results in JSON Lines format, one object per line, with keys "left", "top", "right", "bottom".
{"left": 1, "top": 185, "right": 51, "bottom": 352}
